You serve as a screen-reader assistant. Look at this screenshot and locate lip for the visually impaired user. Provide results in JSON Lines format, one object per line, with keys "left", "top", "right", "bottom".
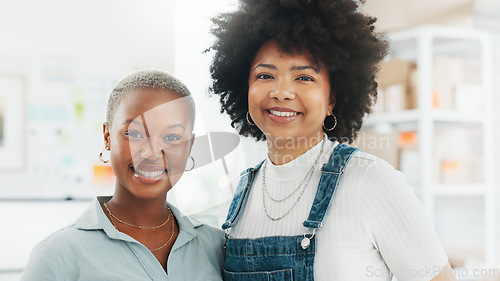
{"left": 266, "top": 107, "right": 301, "bottom": 123}
{"left": 130, "top": 164, "right": 168, "bottom": 185}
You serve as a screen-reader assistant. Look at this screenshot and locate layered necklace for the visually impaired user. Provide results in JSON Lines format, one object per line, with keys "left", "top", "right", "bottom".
{"left": 262, "top": 135, "right": 326, "bottom": 221}
{"left": 103, "top": 202, "right": 175, "bottom": 252}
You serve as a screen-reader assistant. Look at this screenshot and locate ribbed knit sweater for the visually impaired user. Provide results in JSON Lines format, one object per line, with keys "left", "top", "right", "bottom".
{"left": 229, "top": 139, "right": 448, "bottom": 281}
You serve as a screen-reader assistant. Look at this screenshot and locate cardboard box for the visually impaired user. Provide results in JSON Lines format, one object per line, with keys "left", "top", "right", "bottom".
{"left": 433, "top": 126, "right": 483, "bottom": 184}
{"left": 354, "top": 129, "right": 400, "bottom": 168}
{"left": 376, "top": 59, "right": 418, "bottom": 112}
{"left": 385, "top": 84, "right": 406, "bottom": 112}
{"left": 398, "top": 131, "right": 419, "bottom": 186}
{"left": 433, "top": 56, "right": 464, "bottom": 110}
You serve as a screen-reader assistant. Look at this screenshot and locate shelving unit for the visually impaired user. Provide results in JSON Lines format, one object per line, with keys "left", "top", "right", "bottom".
{"left": 364, "top": 109, "right": 487, "bottom": 125}
{"left": 361, "top": 25, "right": 496, "bottom": 266}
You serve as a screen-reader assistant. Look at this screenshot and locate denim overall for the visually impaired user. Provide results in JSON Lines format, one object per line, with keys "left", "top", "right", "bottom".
{"left": 222, "top": 144, "right": 358, "bottom": 281}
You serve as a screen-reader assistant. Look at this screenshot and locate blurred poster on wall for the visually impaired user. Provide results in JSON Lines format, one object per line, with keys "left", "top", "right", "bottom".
{"left": 0, "top": 94, "right": 4, "bottom": 146}
{"left": 0, "top": 75, "right": 25, "bottom": 170}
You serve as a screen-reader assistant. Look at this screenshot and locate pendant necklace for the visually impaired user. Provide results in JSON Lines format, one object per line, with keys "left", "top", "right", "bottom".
{"left": 261, "top": 135, "right": 326, "bottom": 221}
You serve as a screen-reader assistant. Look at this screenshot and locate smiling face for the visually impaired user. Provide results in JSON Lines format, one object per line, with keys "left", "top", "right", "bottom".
{"left": 248, "top": 40, "right": 333, "bottom": 147}
{"left": 103, "top": 88, "right": 194, "bottom": 201}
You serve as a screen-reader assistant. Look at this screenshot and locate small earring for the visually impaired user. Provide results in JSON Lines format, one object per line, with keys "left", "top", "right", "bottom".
{"left": 323, "top": 114, "right": 337, "bottom": 131}
{"left": 99, "top": 147, "right": 110, "bottom": 163}
{"left": 246, "top": 111, "right": 255, "bottom": 126}
{"left": 185, "top": 155, "right": 195, "bottom": 171}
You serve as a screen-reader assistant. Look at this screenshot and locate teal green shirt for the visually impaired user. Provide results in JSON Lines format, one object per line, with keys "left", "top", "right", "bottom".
{"left": 21, "top": 196, "right": 224, "bottom": 281}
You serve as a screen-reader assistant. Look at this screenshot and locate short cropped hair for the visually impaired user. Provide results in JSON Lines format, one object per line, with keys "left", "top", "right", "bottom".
{"left": 105, "top": 69, "right": 195, "bottom": 128}
{"left": 208, "top": 0, "right": 389, "bottom": 143}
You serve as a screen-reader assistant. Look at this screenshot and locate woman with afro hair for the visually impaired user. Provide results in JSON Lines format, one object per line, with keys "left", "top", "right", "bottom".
{"left": 209, "top": 0, "right": 455, "bottom": 280}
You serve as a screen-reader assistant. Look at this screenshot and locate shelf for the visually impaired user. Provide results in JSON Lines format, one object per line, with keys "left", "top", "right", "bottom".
{"left": 431, "top": 110, "right": 485, "bottom": 123}
{"left": 364, "top": 110, "right": 419, "bottom": 125}
{"left": 359, "top": 25, "right": 496, "bottom": 264}
{"left": 364, "top": 110, "right": 485, "bottom": 127}
{"left": 433, "top": 184, "right": 488, "bottom": 196}
{"left": 389, "top": 25, "right": 491, "bottom": 61}
{"left": 390, "top": 25, "right": 491, "bottom": 44}
{"left": 412, "top": 184, "right": 488, "bottom": 197}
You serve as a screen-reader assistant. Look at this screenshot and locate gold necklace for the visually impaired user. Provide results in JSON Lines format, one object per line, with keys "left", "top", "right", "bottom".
{"left": 104, "top": 202, "right": 176, "bottom": 252}
{"left": 148, "top": 208, "right": 176, "bottom": 252}
{"left": 103, "top": 202, "right": 170, "bottom": 229}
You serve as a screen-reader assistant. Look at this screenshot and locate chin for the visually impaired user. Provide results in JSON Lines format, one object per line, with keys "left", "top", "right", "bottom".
{"left": 130, "top": 180, "right": 172, "bottom": 199}
{"left": 134, "top": 188, "right": 171, "bottom": 201}
{"left": 265, "top": 130, "right": 302, "bottom": 140}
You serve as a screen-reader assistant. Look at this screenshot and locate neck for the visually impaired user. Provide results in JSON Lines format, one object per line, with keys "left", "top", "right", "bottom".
{"left": 266, "top": 132, "right": 324, "bottom": 165}
{"left": 107, "top": 192, "right": 170, "bottom": 226}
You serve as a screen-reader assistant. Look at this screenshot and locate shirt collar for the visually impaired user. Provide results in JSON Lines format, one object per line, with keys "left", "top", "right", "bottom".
{"left": 75, "top": 196, "right": 203, "bottom": 245}
{"left": 168, "top": 203, "right": 203, "bottom": 251}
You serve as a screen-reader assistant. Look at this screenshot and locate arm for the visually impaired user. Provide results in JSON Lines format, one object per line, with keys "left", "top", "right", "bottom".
{"left": 359, "top": 157, "right": 452, "bottom": 281}
{"left": 431, "top": 264, "right": 456, "bottom": 281}
{"left": 21, "top": 242, "right": 63, "bottom": 281}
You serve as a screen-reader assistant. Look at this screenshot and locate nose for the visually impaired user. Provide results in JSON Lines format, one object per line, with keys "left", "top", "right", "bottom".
{"left": 140, "top": 137, "right": 164, "bottom": 160}
{"left": 269, "top": 79, "right": 295, "bottom": 101}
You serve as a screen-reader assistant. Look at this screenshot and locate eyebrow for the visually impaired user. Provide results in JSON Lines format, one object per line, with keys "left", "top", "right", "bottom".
{"left": 123, "top": 119, "right": 141, "bottom": 126}
{"left": 290, "top": 65, "right": 320, "bottom": 74}
{"left": 253, "top": 63, "right": 277, "bottom": 71}
{"left": 253, "top": 63, "right": 320, "bottom": 74}
{"left": 122, "top": 119, "right": 186, "bottom": 131}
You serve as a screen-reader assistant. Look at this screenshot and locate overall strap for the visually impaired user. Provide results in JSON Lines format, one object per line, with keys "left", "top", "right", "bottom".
{"left": 303, "top": 144, "right": 359, "bottom": 229}
{"left": 222, "top": 160, "right": 264, "bottom": 230}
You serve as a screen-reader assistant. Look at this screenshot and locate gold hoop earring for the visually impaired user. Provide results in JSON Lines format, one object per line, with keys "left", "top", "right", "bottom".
{"left": 323, "top": 114, "right": 337, "bottom": 131}
{"left": 246, "top": 111, "right": 255, "bottom": 126}
{"left": 185, "top": 155, "right": 195, "bottom": 171}
{"left": 99, "top": 147, "right": 110, "bottom": 164}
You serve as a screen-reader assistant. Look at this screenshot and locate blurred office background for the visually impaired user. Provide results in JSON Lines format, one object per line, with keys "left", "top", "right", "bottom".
{"left": 0, "top": 0, "right": 499, "bottom": 280}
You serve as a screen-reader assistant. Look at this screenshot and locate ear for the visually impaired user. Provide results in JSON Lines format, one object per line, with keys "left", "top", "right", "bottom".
{"left": 328, "top": 104, "right": 334, "bottom": 115}
{"left": 188, "top": 133, "right": 195, "bottom": 154}
{"left": 328, "top": 93, "right": 335, "bottom": 114}
{"left": 103, "top": 123, "right": 111, "bottom": 149}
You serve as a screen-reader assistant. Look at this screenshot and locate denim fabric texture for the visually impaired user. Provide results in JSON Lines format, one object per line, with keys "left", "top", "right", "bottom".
{"left": 303, "top": 144, "right": 359, "bottom": 229}
{"left": 222, "top": 144, "right": 358, "bottom": 280}
{"left": 222, "top": 161, "right": 264, "bottom": 230}
{"left": 224, "top": 235, "right": 316, "bottom": 281}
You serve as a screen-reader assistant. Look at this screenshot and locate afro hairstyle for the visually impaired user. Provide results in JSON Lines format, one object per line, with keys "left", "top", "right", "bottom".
{"left": 208, "top": 0, "right": 389, "bottom": 143}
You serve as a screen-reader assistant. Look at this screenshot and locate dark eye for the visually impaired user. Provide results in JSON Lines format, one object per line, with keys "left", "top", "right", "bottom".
{"left": 125, "top": 130, "right": 144, "bottom": 139}
{"left": 297, "top": 76, "right": 314, "bottom": 82}
{"left": 163, "top": 134, "right": 182, "bottom": 143}
{"left": 256, "top": 73, "right": 274, "bottom": 80}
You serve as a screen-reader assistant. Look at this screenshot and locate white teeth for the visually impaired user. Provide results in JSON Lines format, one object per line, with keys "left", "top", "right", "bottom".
{"left": 135, "top": 169, "right": 165, "bottom": 178}
{"left": 270, "top": 110, "right": 298, "bottom": 117}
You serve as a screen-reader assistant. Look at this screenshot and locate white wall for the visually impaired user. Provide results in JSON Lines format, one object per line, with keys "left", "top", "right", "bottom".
{"left": 0, "top": 1, "right": 257, "bottom": 277}
{"left": 0, "top": 0, "right": 178, "bottom": 276}
{"left": 0, "top": 0, "right": 177, "bottom": 200}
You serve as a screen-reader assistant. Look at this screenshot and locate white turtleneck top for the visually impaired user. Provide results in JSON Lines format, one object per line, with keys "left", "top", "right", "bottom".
{"left": 229, "top": 139, "right": 448, "bottom": 281}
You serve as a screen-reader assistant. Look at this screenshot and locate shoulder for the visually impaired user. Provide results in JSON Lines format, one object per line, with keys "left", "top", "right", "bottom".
{"left": 348, "top": 150, "right": 391, "bottom": 171}
{"left": 22, "top": 224, "right": 83, "bottom": 280}
{"left": 32, "top": 223, "right": 80, "bottom": 254}
{"left": 345, "top": 150, "right": 408, "bottom": 188}
{"left": 193, "top": 220, "right": 225, "bottom": 246}
{"left": 345, "top": 151, "right": 427, "bottom": 227}
{"left": 181, "top": 217, "right": 225, "bottom": 270}
{"left": 30, "top": 217, "right": 111, "bottom": 260}
{"left": 339, "top": 149, "right": 417, "bottom": 207}
{"left": 29, "top": 221, "right": 105, "bottom": 260}
{"left": 170, "top": 204, "right": 224, "bottom": 247}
